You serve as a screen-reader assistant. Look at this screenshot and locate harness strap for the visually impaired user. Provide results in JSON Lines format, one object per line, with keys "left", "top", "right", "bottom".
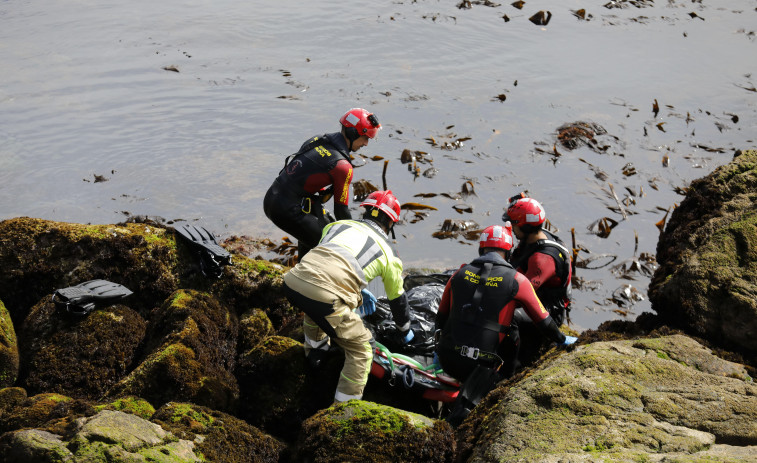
{"left": 469, "top": 262, "right": 493, "bottom": 311}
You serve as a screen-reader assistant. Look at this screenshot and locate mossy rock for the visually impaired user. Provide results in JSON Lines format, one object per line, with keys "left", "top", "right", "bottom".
{"left": 68, "top": 410, "right": 201, "bottom": 462}
{"left": 0, "top": 300, "right": 19, "bottom": 388}
{"left": 0, "top": 217, "right": 294, "bottom": 335}
{"left": 0, "top": 429, "right": 75, "bottom": 463}
{"left": 237, "top": 308, "right": 274, "bottom": 354}
{"left": 236, "top": 335, "right": 309, "bottom": 440}
{"left": 0, "top": 218, "right": 180, "bottom": 324}
{"left": 17, "top": 299, "right": 146, "bottom": 400}
{"left": 152, "top": 402, "right": 285, "bottom": 463}
{"left": 0, "top": 392, "right": 94, "bottom": 436}
{"left": 296, "top": 400, "right": 454, "bottom": 463}
{"left": 106, "top": 290, "right": 239, "bottom": 412}
{"left": 460, "top": 335, "right": 757, "bottom": 463}
{"left": 649, "top": 149, "right": 757, "bottom": 356}
{"left": 93, "top": 396, "right": 156, "bottom": 420}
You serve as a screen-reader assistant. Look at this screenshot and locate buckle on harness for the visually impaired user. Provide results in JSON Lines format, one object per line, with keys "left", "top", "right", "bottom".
{"left": 301, "top": 197, "right": 312, "bottom": 214}
{"left": 460, "top": 346, "right": 479, "bottom": 360}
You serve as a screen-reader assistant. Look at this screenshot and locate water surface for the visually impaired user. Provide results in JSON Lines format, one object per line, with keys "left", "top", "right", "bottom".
{"left": 2, "top": 0, "right": 755, "bottom": 330}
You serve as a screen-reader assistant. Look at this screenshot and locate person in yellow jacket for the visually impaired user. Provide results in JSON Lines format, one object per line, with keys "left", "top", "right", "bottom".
{"left": 282, "top": 190, "right": 415, "bottom": 403}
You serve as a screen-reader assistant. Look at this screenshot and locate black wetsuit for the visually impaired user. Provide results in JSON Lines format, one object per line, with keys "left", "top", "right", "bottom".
{"left": 263, "top": 132, "right": 354, "bottom": 257}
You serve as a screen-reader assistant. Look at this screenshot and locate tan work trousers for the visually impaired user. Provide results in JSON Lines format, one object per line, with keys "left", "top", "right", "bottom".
{"left": 284, "top": 273, "right": 374, "bottom": 402}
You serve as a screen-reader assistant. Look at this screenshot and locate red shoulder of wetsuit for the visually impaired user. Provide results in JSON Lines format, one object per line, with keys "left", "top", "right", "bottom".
{"left": 521, "top": 251, "right": 560, "bottom": 291}
{"left": 301, "top": 158, "right": 353, "bottom": 206}
{"left": 512, "top": 272, "right": 550, "bottom": 324}
{"left": 436, "top": 264, "right": 465, "bottom": 320}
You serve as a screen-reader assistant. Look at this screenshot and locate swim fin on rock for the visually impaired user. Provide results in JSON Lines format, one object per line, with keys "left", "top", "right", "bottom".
{"left": 174, "top": 223, "right": 232, "bottom": 278}
{"left": 52, "top": 279, "right": 134, "bottom": 316}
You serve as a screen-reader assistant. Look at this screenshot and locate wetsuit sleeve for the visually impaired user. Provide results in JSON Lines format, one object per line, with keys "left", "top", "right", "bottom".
{"left": 334, "top": 203, "right": 352, "bottom": 221}
{"left": 389, "top": 293, "right": 412, "bottom": 332}
{"left": 522, "top": 252, "right": 558, "bottom": 291}
{"left": 513, "top": 273, "right": 550, "bottom": 324}
{"left": 382, "top": 248, "right": 412, "bottom": 331}
{"left": 513, "top": 273, "right": 566, "bottom": 344}
{"left": 331, "top": 159, "right": 353, "bottom": 208}
{"left": 434, "top": 272, "right": 457, "bottom": 332}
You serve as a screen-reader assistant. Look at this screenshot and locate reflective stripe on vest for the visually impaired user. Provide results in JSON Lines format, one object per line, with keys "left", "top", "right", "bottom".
{"left": 320, "top": 221, "right": 386, "bottom": 283}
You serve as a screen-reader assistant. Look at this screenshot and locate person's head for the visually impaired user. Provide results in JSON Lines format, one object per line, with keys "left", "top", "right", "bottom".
{"left": 360, "top": 190, "right": 400, "bottom": 233}
{"left": 502, "top": 196, "right": 546, "bottom": 239}
{"left": 340, "top": 108, "right": 381, "bottom": 152}
{"left": 479, "top": 223, "right": 514, "bottom": 259}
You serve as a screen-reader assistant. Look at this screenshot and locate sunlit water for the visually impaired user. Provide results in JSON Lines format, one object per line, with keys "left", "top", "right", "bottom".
{"left": 2, "top": 0, "right": 755, "bottom": 331}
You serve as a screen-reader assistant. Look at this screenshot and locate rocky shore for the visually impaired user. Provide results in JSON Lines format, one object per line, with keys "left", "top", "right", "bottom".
{"left": 0, "top": 150, "right": 755, "bottom": 462}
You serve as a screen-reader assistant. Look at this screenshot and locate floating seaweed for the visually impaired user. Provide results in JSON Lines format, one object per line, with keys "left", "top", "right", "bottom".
{"left": 572, "top": 9, "right": 589, "bottom": 20}
{"left": 556, "top": 121, "right": 607, "bottom": 151}
{"left": 610, "top": 252, "right": 659, "bottom": 280}
{"left": 461, "top": 180, "right": 476, "bottom": 198}
{"left": 575, "top": 253, "right": 617, "bottom": 269}
{"left": 401, "top": 202, "right": 438, "bottom": 211}
{"left": 609, "top": 284, "right": 645, "bottom": 308}
{"left": 433, "top": 219, "right": 480, "bottom": 240}
{"left": 422, "top": 168, "right": 439, "bottom": 178}
{"left": 529, "top": 11, "right": 551, "bottom": 26}
{"left": 453, "top": 204, "right": 473, "bottom": 214}
{"left": 352, "top": 179, "right": 378, "bottom": 202}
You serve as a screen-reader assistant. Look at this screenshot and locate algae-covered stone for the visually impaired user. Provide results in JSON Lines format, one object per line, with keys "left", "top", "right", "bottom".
{"left": 106, "top": 290, "right": 239, "bottom": 412}
{"left": 461, "top": 334, "right": 757, "bottom": 463}
{"left": 18, "top": 299, "right": 147, "bottom": 399}
{"left": 649, "top": 149, "right": 757, "bottom": 355}
{"left": 297, "top": 400, "right": 454, "bottom": 463}
{"left": 152, "top": 401, "right": 285, "bottom": 463}
{"left": 0, "top": 392, "right": 92, "bottom": 435}
{"left": 0, "top": 299, "right": 19, "bottom": 387}
{"left": 0, "top": 218, "right": 180, "bottom": 323}
{"left": 236, "top": 335, "right": 308, "bottom": 440}
{"left": 0, "top": 429, "right": 74, "bottom": 463}
{"left": 69, "top": 410, "right": 201, "bottom": 462}
{"left": 238, "top": 308, "right": 275, "bottom": 353}
{"left": 94, "top": 396, "right": 156, "bottom": 420}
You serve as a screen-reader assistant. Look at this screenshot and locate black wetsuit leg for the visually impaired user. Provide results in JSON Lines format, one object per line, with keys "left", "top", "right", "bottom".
{"left": 264, "top": 185, "right": 327, "bottom": 258}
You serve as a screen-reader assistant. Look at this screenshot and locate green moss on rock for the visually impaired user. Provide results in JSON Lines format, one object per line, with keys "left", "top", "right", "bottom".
{"left": 297, "top": 400, "right": 454, "bottom": 463}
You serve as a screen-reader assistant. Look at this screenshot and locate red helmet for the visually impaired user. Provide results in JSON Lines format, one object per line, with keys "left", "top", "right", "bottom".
{"left": 503, "top": 198, "right": 546, "bottom": 228}
{"left": 360, "top": 190, "right": 400, "bottom": 222}
{"left": 340, "top": 108, "right": 381, "bottom": 139}
{"left": 479, "top": 224, "right": 514, "bottom": 252}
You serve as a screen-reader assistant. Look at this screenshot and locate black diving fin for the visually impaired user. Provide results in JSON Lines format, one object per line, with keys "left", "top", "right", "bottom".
{"left": 174, "top": 223, "right": 232, "bottom": 278}
{"left": 52, "top": 279, "right": 134, "bottom": 316}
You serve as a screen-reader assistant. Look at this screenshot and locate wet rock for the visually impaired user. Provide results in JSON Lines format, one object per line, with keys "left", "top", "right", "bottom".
{"left": 0, "top": 391, "right": 94, "bottom": 437}
{"left": 236, "top": 335, "right": 310, "bottom": 440}
{"left": 152, "top": 402, "right": 285, "bottom": 462}
{"left": 0, "top": 218, "right": 180, "bottom": 324}
{"left": 458, "top": 335, "right": 757, "bottom": 462}
{"left": 0, "top": 300, "right": 18, "bottom": 387}
{"left": 238, "top": 308, "right": 275, "bottom": 353}
{"left": 0, "top": 218, "right": 292, "bottom": 332}
{"left": 295, "top": 400, "right": 455, "bottom": 463}
{"left": 69, "top": 410, "right": 201, "bottom": 461}
{"left": 18, "top": 301, "right": 146, "bottom": 399}
{"left": 106, "top": 289, "right": 240, "bottom": 412}
{"left": 0, "top": 429, "right": 74, "bottom": 463}
{"left": 649, "top": 149, "right": 757, "bottom": 356}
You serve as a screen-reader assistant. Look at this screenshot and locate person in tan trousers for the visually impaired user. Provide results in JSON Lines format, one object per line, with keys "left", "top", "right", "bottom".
{"left": 282, "top": 190, "right": 415, "bottom": 403}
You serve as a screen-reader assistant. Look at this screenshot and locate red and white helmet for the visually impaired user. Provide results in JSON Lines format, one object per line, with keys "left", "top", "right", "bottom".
{"left": 340, "top": 108, "right": 381, "bottom": 139}
{"left": 360, "top": 190, "right": 401, "bottom": 222}
{"left": 479, "top": 224, "right": 514, "bottom": 252}
{"left": 503, "top": 198, "right": 546, "bottom": 228}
